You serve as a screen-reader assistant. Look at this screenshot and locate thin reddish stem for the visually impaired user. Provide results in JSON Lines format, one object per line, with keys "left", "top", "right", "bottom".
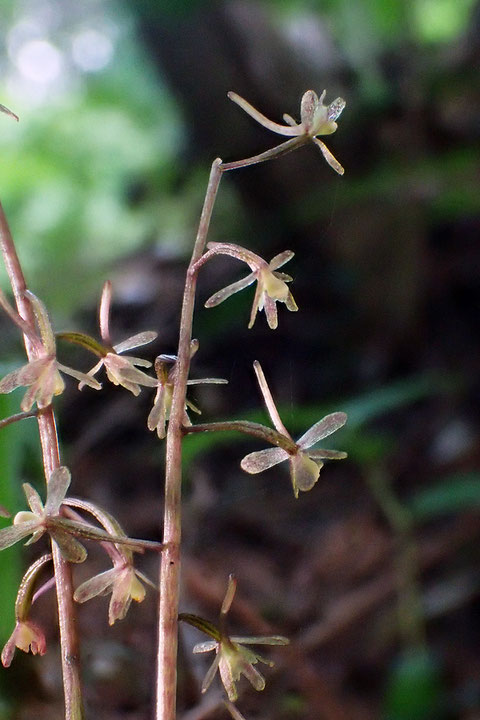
{"left": 0, "top": 200, "right": 84, "bottom": 720}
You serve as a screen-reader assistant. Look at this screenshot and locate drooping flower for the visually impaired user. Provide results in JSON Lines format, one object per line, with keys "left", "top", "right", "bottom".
{"left": 147, "top": 339, "right": 227, "bottom": 438}
{"left": 180, "top": 575, "right": 289, "bottom": 703}
{"left": 1, "top": 619, "right": 47, "bottom": 667}
{"left": 241, "top": 362, "right": 347, "bottom": 497}
{"left": 69, "top": 496, "right": 159, "bottom": 624}
{"left": 0, "top": 466, "right": 87, "bottom": 562}
{"left": 78, "top": 280, "right": 158, "bottom": 395}
{"left": 1, "top": 554, "right": 51, "bottom": 667}
{"left": 0, "top": 290, "right": 101, "bottom": 411}
{"left": 74, "top": 563, "right": 147, "bottom": 626}
{"left": 228, "top": 89, "right": 345, "bottom": 174}
{"left": 203, "top": 243, "right": 297, "bottom": 330}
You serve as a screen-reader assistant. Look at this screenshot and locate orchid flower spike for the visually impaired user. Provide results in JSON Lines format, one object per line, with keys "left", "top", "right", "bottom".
{"left": 180, "top": 575, "right": 289, "bottom": 703}
{"left": 79, "top": 280, "right": 158, "bottom": 395}
{"left": 228, "top": 89, "right": 345, "bottom": 174}
{"left": 0, "top": 290, "right": 101, "bottom": 411}
{"left": 241, "top": 362, "right": 347, "bottom": 497}
{"left": 203, "top": 242, "right": 297, "bottom": 330}
{"left": 147, "top": 339, "right": 228, "bottom": 439}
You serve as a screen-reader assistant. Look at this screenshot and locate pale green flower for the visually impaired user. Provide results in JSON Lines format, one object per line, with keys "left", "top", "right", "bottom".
{"left": 204, "top": 243, "right": 297, "bottom": 330}
{"left": 80, "top": 280, "right": 158, "bottom": 395}
{"left": 0, "top": 467, "right": 87, "bottom": 563}
{"left": 229, "top": 89, "right": 345, "bottom": 174}
{"left": 241, "top": 362, "right": 347, "bottom": 497}
{"left": 181, "top": 575, "right": 288, "bottom": 703}
{"left": 0, "top": 291, "right": 100, "bottom": 411}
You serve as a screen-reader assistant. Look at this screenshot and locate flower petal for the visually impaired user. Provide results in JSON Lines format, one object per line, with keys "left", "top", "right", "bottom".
{"left": 57, "top": 363, "right": 102, "bottom": 390}
{"left": 147, "top": 386, "right": 167, "bottom": 438}
{"left": 228, "top": 92, "right": 301, "bottom": 137}
{"left": 268, "top": 250, "right": 294, "bottom": 272}
{"left": 44, "top": 466, "right": 71, "bottom": 515}
{"left": 241, "top": 447, "right": 289, "bottom": 474}
{"left": 312, "top": 137, "right": 344, "bottom": 175}
{"left": 193, "top": 640, "right": 218, "bottom": 654}
{"left": 230, "top": 635, "right": 289, "bottom": 646}
{"left": 297, "top": 412, "right": 347, "bottom": 449}
{"left": 205, "top": 273, "right": 256, "bottom": 308}
{"left": 201, "top": 651, "right": 222, "bottom": 694}
{"left": 289, "top": 453, "right": 321, "bottom": 498}
{"left": 22, "top": 483, "right": 44, "bottom": 515}
{"left": 0, "top": 521, "right": 39, "bottom": 550}
{"left": 307, "top": 449, "right": 347, "bottom": 460}
{"left": 113, "top": 331, "right": 157, "bottom": 354}
{"left": 74, "top": 568, "right": 118, "bottom": 603}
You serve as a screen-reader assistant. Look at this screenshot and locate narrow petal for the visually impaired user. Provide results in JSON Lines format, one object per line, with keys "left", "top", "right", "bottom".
{"left": 268, "top": 250, "right": 295, "bottom": 272}
{"left": 186, "top": 378, "right": 228, "bottom": 385}
{"left": 57, "top": 363, "right": 102, "bottom": 390}
{"left": 263, "top": 294, "right": 278, "bottom": 330}
{"left": 0, "top": 522, "right": 39, "bottom": 550}
{"left": 241, "top": 447, "right": 289, "bottom": 474}
{"left": 230, "top": 635, "right": 289, "bottom": 646}
{"left": 44, "top": 466, "right": 71, "bottom": 515}
{"left": 0, "top": 363, "right": 39, "bottom": 394}
{"left": 327, "top": 97, "right": 346, "bottom": 122}
{"left": 74, "top": 568, "right": 118, "bottom": 603}
{"left": 253, "top": 361, "right": 290, "bottom": 436}
{"left": 193, "top": 640, "right": 218, "bottom": 654}
{"left": 290, "top": 453, "right": 321, "bottom": 498}
{"left": 247, "top": 281, "right": 263, "bottom": 329}
{"left": 205, "top": 273, "right": 256, "bottom": 308}
{"left": 240, "top": 661, "right": 265, "bottom": 691}
{"left": 113, "top": 331, "right": 157, "bottom": 354}
{"left": 99, "top": 281, "right": 112, "bottom": 344}
{"left": 22, "top": 483, "right": 43, "bottom": 515}
{"left": 117, "top": 354, "right": 152, "bottom": 368}
{"left": 78, "top": 359, "right": 104, "bottom": 389}
{"left": 282, "top": 113, "right": 298, "bottom": 126}
{"left": 312, "top": 138, "right": 345, "bottom": 175}
{"left": 297, "top": 412, "right": 347, "bottom": 449}
{"left": 147, "top": 386, "right": 167, "bottom": 438}
{"left": 285, "top": 291, "right": 298, "bottom": 312}
{"left": 201, "top": 652, "right": 222, "bottom": 694}
{"left": 228, "top": 92, "right": 301, "bottom": 137}
{"left": 219, "top": 654, "right": 237, "bottom": 701}
{"left": 307, "top": 449, "right": 347, "bottom": 460}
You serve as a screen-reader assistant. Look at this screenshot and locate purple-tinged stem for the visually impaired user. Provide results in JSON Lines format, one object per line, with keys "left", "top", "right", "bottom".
{"left": 156, "top": 159, "right": 223, "bottom": 720}
{"left": 0, "top": 200, "right": 84, "bottom": 720}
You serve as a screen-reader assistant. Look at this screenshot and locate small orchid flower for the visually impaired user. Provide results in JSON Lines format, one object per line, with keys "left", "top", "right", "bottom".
{"left": 241, "top": 362, "right": 347, "bottom": 498}
{"left": 180, "top": 575, "right": 289, "bottom": 703}
{"left": 0, "top": 290, "right": 101, "bottom": 411}
{"left": 1, "top": 554, "right": 51, "bottom": 667}
{"left": 228, "top": 89, "right": 345, "bottom": 174}
{"left": 202, "top": 242, "right": 297, "bottom": 330}
{"left": 1, "top": 619, "right": 46, "bottom": 667}
{"left": 74, "top": 561, "right": 147, "bottom": 626}
{"left": 0, "top": 467, "right": 88, "bottom": 563}
{"left": 71, "top": 500, "right": 154, "bottom": 625}
{"left": 147, "top": 339, "right": 227, "bottom": 438}
{"left": 79, "top": 281, "right": 158, "bottom": 396}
